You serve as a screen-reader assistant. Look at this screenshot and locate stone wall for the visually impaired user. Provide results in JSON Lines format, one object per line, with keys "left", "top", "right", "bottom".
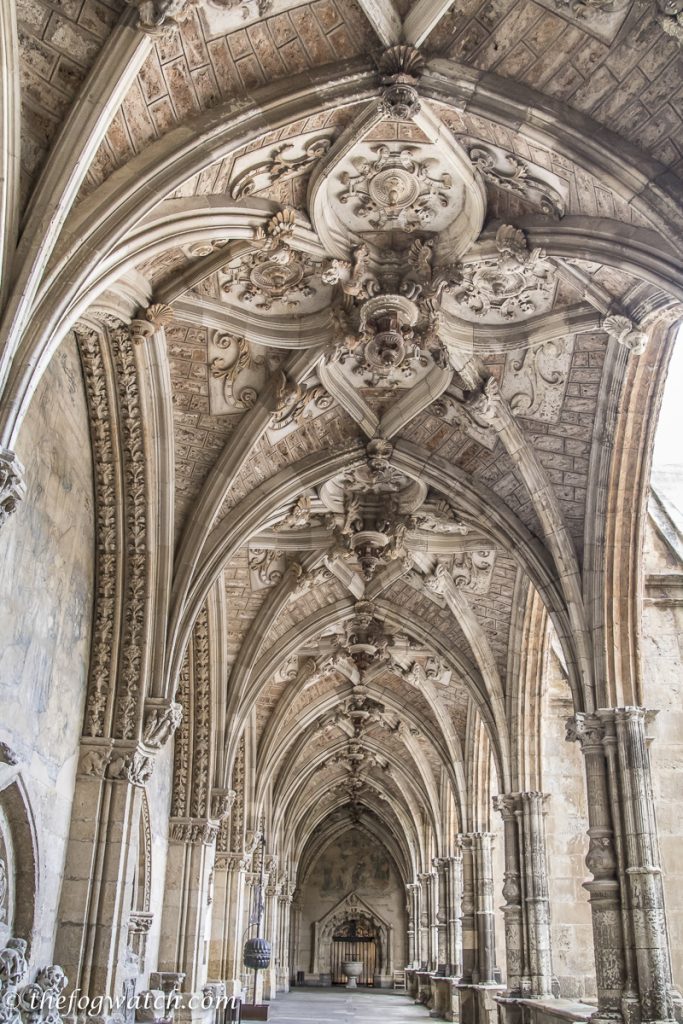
{"left": 541, "top": 647, "right": 596, "bottom": 1000}
{"left": 641, "top": 502, "right": 683, "bottom": 991}
{"left": 296, "top": 827, "right": 407, "bottom": 982}
{"left": 0, "top": 337, "right": 94, "bottom": 967}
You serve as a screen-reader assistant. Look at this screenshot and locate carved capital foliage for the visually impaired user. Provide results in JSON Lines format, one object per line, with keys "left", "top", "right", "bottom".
{"left": 78, "top": 741, "right": 156, "bottom": 787}
{"left": 107, "top": 747, "right": 156, "bottom": 787}
{"left": 566, "top": 712, "right": 605, "bottom": 749}
{"left": 493, "top": 794, "right": 518, "bottom": 820}
{"left": 0, "top": 448, "right": 26, "bottom": 530}
{"left": 169, "top": 818, "right": 219, "bottom": 845}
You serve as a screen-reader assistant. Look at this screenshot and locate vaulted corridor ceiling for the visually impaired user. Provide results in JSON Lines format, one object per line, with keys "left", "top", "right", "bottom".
{"left": 1, "top": 0, "right": 683, "bottom": 1015}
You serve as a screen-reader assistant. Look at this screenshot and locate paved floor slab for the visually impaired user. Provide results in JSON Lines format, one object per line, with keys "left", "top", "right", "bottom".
{"left": 267, "top": 988, "right": 429, "bottom": 1023}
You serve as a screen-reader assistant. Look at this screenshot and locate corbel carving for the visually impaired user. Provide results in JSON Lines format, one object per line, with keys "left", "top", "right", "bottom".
{"left": 130, "top": 304, "right": 174, "bottom": 343}
{"left": 655, "top": 0, "right": 682, "bottom": 43}
{"left": 603, "top": 314, "right": 649, "bottom": 355}
{"left": 126, "top": 0, "right": 199, "bottom": 32}
{"left": 142, "top": 701, "right": 183, "bottom": 750}
{"left": 0, "top": 448, "right": 26, "bottom": 529}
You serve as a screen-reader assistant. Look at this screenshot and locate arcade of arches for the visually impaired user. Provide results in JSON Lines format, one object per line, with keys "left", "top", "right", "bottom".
{"left": 1, "top": 1, "right": 683, "bottom": 1023}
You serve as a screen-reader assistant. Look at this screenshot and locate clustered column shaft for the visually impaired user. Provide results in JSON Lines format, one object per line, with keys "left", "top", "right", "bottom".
{"left": 494, "top": 792, "right": 553, "bottom": 998}
{"left": 567, "top": 708, "right": 677, "bottom": 1024}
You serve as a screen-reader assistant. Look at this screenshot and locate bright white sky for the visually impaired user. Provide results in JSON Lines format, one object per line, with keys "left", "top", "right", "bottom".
{"left": 652, "top": 325, "right": 683, "bottom": 469}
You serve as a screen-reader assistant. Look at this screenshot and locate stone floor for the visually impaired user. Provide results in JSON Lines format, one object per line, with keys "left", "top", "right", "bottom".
{"left": 267, "top": 988, "right": 428, "bottom": 1023}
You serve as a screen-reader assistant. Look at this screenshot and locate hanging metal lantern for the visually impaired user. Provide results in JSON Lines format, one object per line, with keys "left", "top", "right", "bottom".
{"left": 243, "top": 937, "right": 271, "bottom": 970}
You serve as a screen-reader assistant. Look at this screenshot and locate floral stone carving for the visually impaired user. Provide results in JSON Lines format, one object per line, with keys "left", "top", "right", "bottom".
{"left": 450, "top": 225, "right": 555, "bottom": 323}
{"left": 468, "top": 143, "right": 566, "bottom": 219}
{"left": 339, "top": 146, "right": 453, "bottom": 232}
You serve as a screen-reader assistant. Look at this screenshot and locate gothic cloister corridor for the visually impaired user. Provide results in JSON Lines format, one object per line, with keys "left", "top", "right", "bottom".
{"left": 1, "top": 0, "right": 683, "bottom": 1023}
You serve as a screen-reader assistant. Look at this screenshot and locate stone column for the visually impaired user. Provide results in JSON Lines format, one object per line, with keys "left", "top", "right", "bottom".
{"left": 262, "top": 876, "right": 278, "bottom": 1000}
{"left": 472, "top": 833, "right": 497, "bottom": 984}
{"left": 459, "top": 836, "right": 476, "bottom": 982}
{"left": 603, "top": 708, "right": 676, "bottom": 1023}
{"left": 407, "top": 882, "right": 421, "bottom": 968}
{"left": 209, "top": 854, "right": 248, "bottom": 996}
{"left": 446, "top": 852, "right": 463, "bottom": 978}
{"left": 158, "top": 819, "right": 219, "bottom": 999}
{"left": 290, "top": 891, "right": 302, "bottom": 983}
{"left": 419, "top": 872, "right": 436, "bottom": 969}
{"left": 426, "top": 870, "right": 440, "bottom": 971}
{"left": 434, "top": 859, "right": 449, "bottom": 973}
{"left": 567, "top": 713, "right": 630, "bottom": 1024}
{"left": 494, "top": 795, "right": 525, "bottom": 996}
{"left": 54, "top": 742, "right": 149, "bottom": 1004}
{"left": 277, "top": 886, "right": 293, "bottom": 992}
{"left": 521, "top": 793, "right": 553, "bottom": 997}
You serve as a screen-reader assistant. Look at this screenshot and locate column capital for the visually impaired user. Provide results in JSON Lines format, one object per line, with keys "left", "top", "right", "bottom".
{"left": 566, "top": 711, "right": 605, "bottom": 750}
{"left": 169, "top": 817, "right": 220, "bottom": 845}
{"left": 78, "top": 740, "right": 156, "bottom": 786}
